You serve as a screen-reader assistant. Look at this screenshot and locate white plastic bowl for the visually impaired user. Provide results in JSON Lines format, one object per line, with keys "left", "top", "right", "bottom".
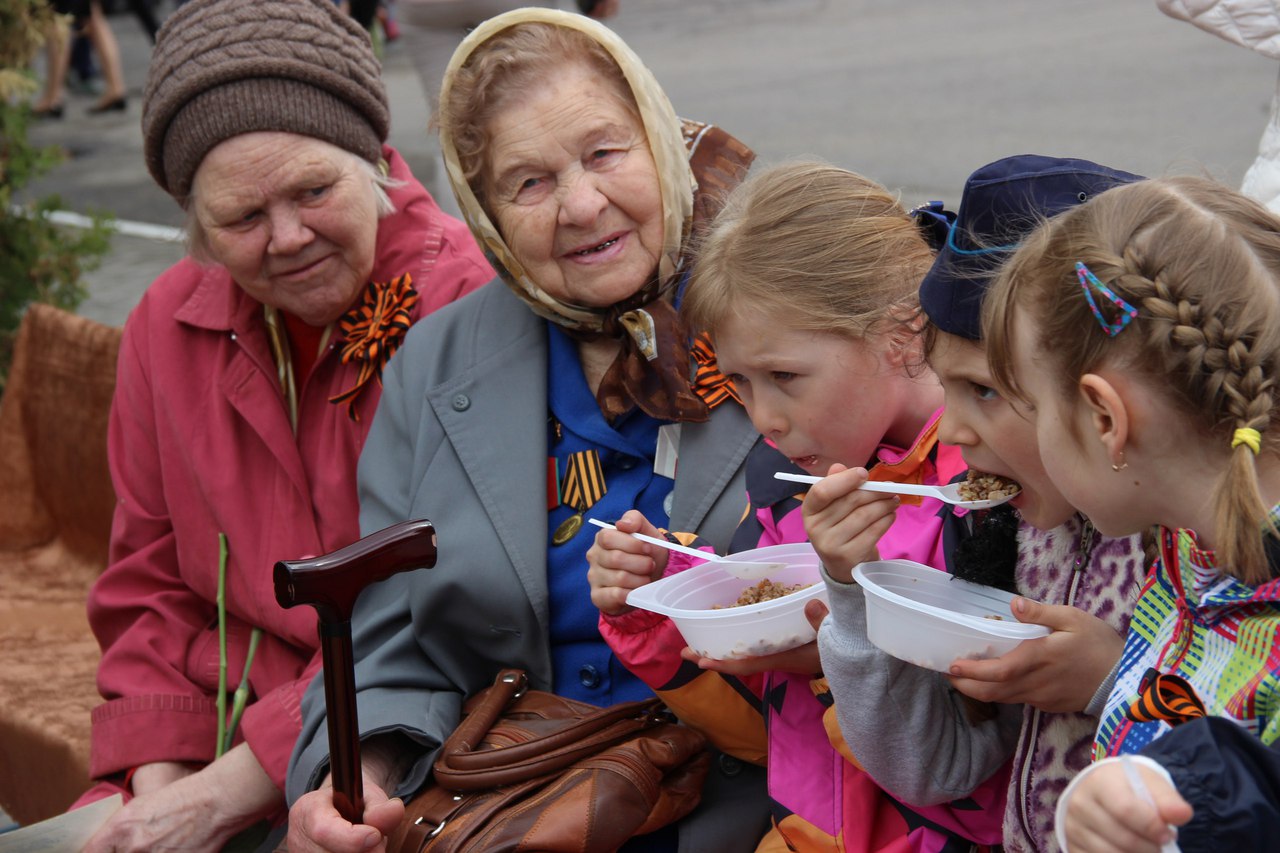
{"left": 625, "top": 542, "right": 829, "bottom": 660}
{"left": 853, "top": 559, "right": 1050, "bottom": 672}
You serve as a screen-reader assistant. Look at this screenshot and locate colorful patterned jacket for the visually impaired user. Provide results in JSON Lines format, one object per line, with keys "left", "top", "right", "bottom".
{"left": 1095, "top": 520, "right": 1280, "bottom": 758}
{"left": 600, "top": 411, "right": 1009, "bottom": 852}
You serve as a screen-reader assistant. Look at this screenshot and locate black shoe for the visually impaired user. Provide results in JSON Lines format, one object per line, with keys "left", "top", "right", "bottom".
{"left": 32, "top": 103, "right": 65, "bottom": 120}
{"left": 88, "top": 96, "right": 127, "bottom": 114}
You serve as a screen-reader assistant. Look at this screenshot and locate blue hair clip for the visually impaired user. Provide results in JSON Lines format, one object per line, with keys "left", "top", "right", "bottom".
{"left": 1076, "top": 261, "right": 1137, "bottom": 337}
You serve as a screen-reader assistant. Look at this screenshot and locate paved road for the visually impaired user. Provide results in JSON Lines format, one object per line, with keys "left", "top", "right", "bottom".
{"left": 20, "top": 0, "right": 1278, "bottom": 327}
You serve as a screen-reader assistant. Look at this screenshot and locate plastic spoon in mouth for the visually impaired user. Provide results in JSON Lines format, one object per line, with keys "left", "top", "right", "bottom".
{"left": 587, "top": 518, "right": 788, "bottom": 580}
{"left": 773, "top": 472, "right": 1019, "bottom": 510}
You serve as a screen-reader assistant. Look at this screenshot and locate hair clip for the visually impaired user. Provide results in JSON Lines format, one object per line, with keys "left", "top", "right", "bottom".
{"left": 1076, "top": 262, "right": 1138, "bottom": 337}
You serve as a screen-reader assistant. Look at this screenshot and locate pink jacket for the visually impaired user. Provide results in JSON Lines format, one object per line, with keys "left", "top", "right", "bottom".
{"left": 79, "top": 147, "right": 492, "bottom": 798}
{"left": 602, "top": 411, "right": 1007, "bottom": 851}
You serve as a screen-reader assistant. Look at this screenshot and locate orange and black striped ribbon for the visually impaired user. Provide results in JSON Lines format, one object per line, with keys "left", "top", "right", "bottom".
{"left": 1126, "top": 667, "right": 1207, "bottom": 728}
{"left": 690, "top": 332, "right": 741, "bottom": 409}
{"left": 329, "top": 274, "right": 418, "bottom": 421}
{"left": 561, "top": 450, "right": 607, "bottom": 512}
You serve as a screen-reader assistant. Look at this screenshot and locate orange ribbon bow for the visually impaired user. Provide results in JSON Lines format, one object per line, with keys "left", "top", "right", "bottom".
{"left": 690, "top": 332, "right": 741, "bottom": 410}
{"left": 1126, "top": 667, "right": 1207, "bottom": 728}
{"left": 329, "top": 274, "right": 418, "bottom": 420}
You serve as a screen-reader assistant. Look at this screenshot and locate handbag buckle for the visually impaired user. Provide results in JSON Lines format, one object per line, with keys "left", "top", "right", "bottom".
{"left": 414, "top": 792, "right": 464, "bottom": 838}
{"left": 501, "top": 670, "right": 528, "bottom": 699}
{"left": 412, "top": 815, "right": 448, "bottom": 837}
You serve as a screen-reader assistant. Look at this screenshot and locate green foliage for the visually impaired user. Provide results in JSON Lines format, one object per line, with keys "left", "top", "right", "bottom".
{"left": 0, "top": 0, "right": 113, "bottom": 391}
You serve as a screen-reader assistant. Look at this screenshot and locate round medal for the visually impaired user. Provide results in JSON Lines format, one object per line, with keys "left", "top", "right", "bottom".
{"left": 552, "top": 512, "right": 583, "bottom": 546}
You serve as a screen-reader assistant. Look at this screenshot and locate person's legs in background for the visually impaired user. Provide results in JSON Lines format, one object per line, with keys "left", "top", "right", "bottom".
{"left": 33, "top": 8, "right": 71, "bottom": 117}
{"left": 68, "top": 32, "right": 99, "bottom": 95}
{"left": 84, "top": 0, "right": 127, "bottom": 112}
{"left": 125, "top": 0, "right": 159, "bottom": 42}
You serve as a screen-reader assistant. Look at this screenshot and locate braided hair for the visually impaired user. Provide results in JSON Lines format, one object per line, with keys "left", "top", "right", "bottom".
{"left": 985, "top": 176, "right": 1280, "bottom": 584}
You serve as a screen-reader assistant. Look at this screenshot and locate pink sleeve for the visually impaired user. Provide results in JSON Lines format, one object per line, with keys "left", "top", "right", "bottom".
{"left": 239, "top": 652, "right": 322, "bottom": 789}
{"left": 87, "top": 312, "right": 222, "bottom": 777}
{"left": 600, "top": 608, "right": 689, "bottom": 689}
{"left": 600, "top": 611, "right": 768, "bottom": 764}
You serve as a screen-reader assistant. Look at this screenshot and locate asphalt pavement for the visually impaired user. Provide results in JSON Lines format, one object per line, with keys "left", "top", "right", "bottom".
{"left": 20, "top": 0, "right": 1279, "bottom": 328}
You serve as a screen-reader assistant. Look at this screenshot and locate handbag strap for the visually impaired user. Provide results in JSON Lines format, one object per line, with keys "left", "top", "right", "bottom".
{"left": 444, "top": 669, "right": 529, "bottom": 751}
{"left": 434, "top": 669, "right": 667, "bottom": 790}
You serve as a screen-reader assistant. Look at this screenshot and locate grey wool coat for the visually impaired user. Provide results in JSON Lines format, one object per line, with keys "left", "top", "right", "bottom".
{"left": 287, "top": 280, "right": 770, "bottom": 851}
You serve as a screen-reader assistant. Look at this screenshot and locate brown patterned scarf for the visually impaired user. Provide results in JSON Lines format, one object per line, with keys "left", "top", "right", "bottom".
{"left": 583, "top": 120, "right": 754, "bottom": 422}
{"left": 440, "top": 10, "right": 753, "bottom": 423}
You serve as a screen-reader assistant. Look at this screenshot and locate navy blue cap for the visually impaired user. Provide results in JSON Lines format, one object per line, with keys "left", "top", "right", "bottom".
{"left": 919, "top": 154, "right": 1145, "bottom": 340}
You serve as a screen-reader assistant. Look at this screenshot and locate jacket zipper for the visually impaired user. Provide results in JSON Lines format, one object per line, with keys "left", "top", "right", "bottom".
{"left": 1016, "top": 519, "right": 1093, "bottom": 850}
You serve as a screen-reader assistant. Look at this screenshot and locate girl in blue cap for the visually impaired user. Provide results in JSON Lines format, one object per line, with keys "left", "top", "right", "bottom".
{"left": 985, "top": 175, "right": 1280, "bottom": 852}
{"left": 809, "top": 155, "right": 1148, "bottom": 853}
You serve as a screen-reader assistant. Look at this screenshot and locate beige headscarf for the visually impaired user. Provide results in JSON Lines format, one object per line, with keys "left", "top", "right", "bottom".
{"left": 438, "top": 8, "right": 752, "bottom": 422}
{"left": 440, "top": 8, "right": 694, "bottom": 329}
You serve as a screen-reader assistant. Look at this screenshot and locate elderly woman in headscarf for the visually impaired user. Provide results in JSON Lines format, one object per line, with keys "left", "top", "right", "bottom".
{"left": 286, "top": 8, "right": 768, "bottom": 852}
{"left": 69, "top": 0, "right": 493, "bottom": 849}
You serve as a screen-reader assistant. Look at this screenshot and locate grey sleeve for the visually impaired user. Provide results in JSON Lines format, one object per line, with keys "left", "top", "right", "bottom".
{"left": 286, "top": 332, "right": 454, "bottom": 804}
{"left": 1084, "top": 655, "right": 1121, "bottom": 717}
{"left": 817, "top": 567, "right": 1021, "bottom": 806}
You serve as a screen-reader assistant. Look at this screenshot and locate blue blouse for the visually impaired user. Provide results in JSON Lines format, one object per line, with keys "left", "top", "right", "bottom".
{"left": 545, "top": 322, "right": 674, "bottom": 706}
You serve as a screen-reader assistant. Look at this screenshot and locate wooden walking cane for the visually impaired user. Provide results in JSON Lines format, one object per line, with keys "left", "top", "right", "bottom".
{"left": 274, "top": 519, "right": 438, "bottom": 824}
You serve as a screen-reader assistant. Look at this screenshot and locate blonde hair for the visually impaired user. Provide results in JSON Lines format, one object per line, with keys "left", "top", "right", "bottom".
{"left": 683, "top": 161, "right": 934, "bottom": 343}
{"left": 438, "top": 21, "right": 637, "bottom": 211}
{"left": 985, "top": 176, "right": 1280, "bottom": 583}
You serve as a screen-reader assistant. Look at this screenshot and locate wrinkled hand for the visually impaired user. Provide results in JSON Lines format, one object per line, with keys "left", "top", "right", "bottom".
{"left": 1060, "top": 761, "right": 1190, "bottom": 852}
{"left": 801, "top": 465, "right": 898, "bottom": 582}
{"left": 680, "top": 599, "right": 829, "bottom": 676}
{"left": 82, "top": 779, "right": 226, "bottom": 853}
{"left": 287, "top": 779, "right": 404, "bottom": 853}
{"left": 947, "top": 597, "right": 1124, "bottom": 712}
{"left": 587, "top": 510, "right": 669, "bottom": 615}
{"left": 83, "top": 747, "right": 279, "bottom": 853}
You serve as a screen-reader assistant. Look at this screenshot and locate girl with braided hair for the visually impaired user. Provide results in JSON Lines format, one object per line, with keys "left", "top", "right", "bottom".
{"left": 983, "top": 175, "right": 1280, "bottom": 851}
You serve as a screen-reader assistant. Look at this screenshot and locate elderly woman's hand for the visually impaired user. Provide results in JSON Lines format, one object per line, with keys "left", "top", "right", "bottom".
{"left": 587, "top": 510, "right": 670, "bottom": 616}
{"left": 287, "top": 782, "right": 404, "bottom": 853}
{"left": 82, "top": 745, "right": 279, "bottom": 853}
{"left": 287, "top": 736, "right": 410, "bottom": 853}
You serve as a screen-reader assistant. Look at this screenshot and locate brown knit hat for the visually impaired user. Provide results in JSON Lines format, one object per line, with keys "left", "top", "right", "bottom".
{"left": 142, "top": 0, "right": 390, "bottom": 200}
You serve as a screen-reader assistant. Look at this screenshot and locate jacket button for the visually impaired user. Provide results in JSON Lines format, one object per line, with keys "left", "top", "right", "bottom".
{"left": 717, "top": 753, "right": 743, "bottom": 777}
{"left": 451, "top": 394, "right": 470, "bottom": 412}
{"left": 578, "top": 665, "right": 601, "bottom": 688}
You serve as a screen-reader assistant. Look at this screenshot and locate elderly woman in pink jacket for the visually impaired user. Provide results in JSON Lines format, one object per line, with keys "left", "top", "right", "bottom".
{"left": 69, "top": 0, "right": 492, "bottom": 850}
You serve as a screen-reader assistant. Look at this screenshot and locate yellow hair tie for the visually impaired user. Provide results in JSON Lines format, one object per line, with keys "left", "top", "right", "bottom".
{"left": 1232, "top": 427, "right": 1263, "bottom": 455}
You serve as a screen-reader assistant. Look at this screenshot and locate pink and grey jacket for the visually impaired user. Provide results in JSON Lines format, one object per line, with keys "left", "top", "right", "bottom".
{"left": 601, "top": 410, "right": 1010, "bottom": 852}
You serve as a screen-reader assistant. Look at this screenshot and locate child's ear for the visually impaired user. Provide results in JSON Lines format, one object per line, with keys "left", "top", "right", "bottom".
{"left": 1078, "top": 373, "right": 1129, "bottom": 465}
{"left": 880, "top": 307, "right": 926, "bottom": 369}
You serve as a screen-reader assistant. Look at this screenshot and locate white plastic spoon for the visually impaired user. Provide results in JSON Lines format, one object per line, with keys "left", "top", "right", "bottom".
{"left": 773, "top": 472, "right": 1019, "bottom": 510}
{"left": 587, "top": 518, "right": 788, "bottom": 580}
